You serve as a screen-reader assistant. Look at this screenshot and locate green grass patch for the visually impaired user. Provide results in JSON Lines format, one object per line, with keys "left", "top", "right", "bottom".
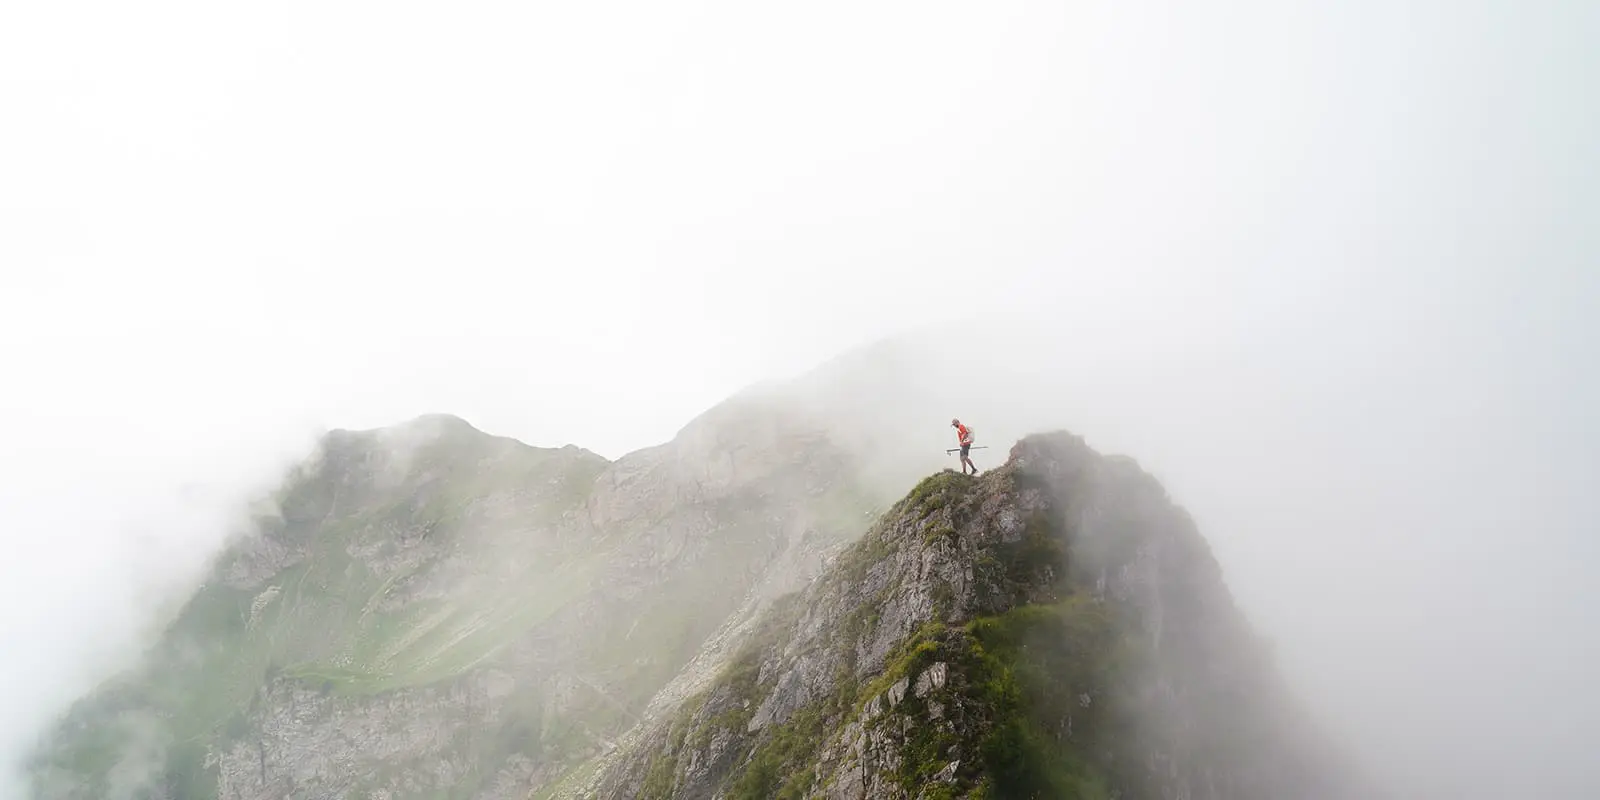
{"left": 29, "top": 429, "right": 613, "bottom": 795}
{"left": 961, "top": 594, "right": 1123, "bottom": 799}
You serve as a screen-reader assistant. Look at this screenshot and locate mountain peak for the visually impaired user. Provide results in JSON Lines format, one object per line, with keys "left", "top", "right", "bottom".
{"left": 348, "top": 411, "right": 485, "bottom": 441}
{"left": 318, "top": 411, "right": 482, "bottom": 446}
{"left": 583, "top": 429, "right": 1368, "bottom": 800}
{"left": 398, "top": 411, "right": 478, "bottom": 432}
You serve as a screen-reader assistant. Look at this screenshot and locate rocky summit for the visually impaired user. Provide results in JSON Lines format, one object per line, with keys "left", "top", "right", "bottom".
{"left": 25, "top": 377, "right": 1374, "bottom": 799}
{"left": 583, "top": 432, "right": 1368, "bottom": 800}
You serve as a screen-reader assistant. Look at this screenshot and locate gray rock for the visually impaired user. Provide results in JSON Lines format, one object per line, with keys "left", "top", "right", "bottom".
{"left": 913, "top": 662, "right": 946, "bottom": 698}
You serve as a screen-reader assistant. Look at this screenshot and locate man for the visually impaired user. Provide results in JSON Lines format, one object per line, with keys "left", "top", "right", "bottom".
{"left": 951, "top": 418, "right": 977, "bottom": 475}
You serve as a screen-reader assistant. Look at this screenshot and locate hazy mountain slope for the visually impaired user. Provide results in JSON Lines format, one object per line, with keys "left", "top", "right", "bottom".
{"left": 24, "top": 340, "right": 1379, "bottom": 800}
{"left": 587, "top": 432, "right": 1371, "bottom": 800}
{"left": 27, "top": 401, "right": 888, "bottom": 800}
{"left": 29, "top": 414, "right": 608, "bottom": 798}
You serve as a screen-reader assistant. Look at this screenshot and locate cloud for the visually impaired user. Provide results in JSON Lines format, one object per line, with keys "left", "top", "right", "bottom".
{"left": 1, "top": 0, "right": 1595, "bottom": 796}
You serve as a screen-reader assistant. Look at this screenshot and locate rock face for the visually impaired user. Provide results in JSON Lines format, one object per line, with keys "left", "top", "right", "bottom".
{"left": 588, "top": 432, "right": 1372, "bottom": 800}
{"left": 25, "top": 400, "right": 1374, "bottom": 798}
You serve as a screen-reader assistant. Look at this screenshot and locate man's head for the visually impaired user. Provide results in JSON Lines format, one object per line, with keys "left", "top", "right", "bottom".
{"left": 951, "top": 418, "right": 960, "bottom": 427}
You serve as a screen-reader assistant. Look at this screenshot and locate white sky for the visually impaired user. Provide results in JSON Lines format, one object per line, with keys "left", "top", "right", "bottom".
{"left": 1, "top": 0, "right": 1596, "bottom": 797}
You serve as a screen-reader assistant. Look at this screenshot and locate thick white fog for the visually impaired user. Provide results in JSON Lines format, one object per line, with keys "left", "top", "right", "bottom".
{"left": 2, "top": 0, "right": 1595, "bottom": 797}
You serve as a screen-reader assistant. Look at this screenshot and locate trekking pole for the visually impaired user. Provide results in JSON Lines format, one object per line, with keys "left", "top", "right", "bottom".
{"left": 945, "top": 447, "right": 989, "bottom": 454}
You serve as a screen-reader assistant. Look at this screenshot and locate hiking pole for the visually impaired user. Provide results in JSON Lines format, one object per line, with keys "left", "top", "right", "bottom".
{"left": 946, "top": 447, "right": 989, "bottom": 454}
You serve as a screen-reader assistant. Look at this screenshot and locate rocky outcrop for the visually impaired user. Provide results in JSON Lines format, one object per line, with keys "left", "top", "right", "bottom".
{"left": 589, "top": 432, "right": 1370, "bottom": 800}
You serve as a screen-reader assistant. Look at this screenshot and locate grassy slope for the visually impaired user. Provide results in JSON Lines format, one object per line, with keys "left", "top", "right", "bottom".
{"left": 28, "top": 422, "right": 609, "bottom": 798}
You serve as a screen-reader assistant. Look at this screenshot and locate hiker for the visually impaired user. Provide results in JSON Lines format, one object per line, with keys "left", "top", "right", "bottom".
{"left": 951, "top": 418, "right": 977, "bottom": 475}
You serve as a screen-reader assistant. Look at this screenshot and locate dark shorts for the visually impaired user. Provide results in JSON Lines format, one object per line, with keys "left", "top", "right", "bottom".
{"left": 960, "top": 444, "right": 971, "bottom": 458}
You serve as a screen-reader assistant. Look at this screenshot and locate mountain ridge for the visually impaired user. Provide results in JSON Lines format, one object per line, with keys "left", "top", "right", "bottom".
{"left": 28, "top": 396, "right": 888, "bottom": 799}
{"left": 574, "top": 431, "right": 1371, "bottom": 800}
{"left": 26, "top": 352, "right": 1376, "bottom": 799}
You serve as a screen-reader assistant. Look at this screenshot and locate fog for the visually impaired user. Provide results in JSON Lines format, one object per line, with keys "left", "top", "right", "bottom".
{"left": 2, "top": 0, "right": 1595, "bottom": 797}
